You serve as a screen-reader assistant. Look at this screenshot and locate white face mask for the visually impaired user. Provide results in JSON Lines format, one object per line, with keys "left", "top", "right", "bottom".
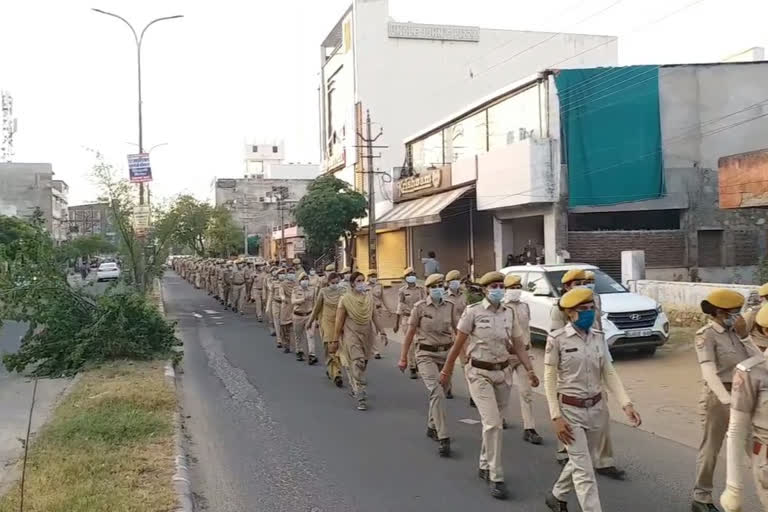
{"left": 300, "top": 279, "right": 309, "bottom": 289}
{"left": 405, "top": 275, "right": 417, "bottom": 284}
{"left": 369, "top": 278, "right": 377, "bottom": 285}
{"left": 505, "top": 289, "right": 522, "bottom": 302}
{"left": 355, "top": 282, "right": 367, "bottom": 293}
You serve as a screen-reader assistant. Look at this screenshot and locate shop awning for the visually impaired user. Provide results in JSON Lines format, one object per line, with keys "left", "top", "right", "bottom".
{"left": 374, "top": 185, "right": 473, "bottom": 231}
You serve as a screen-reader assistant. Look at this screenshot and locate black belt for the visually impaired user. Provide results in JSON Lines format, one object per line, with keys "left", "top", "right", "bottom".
{"left": 418, "top": 343, "right": 453, "bottom": 353}
{"left": 470, "top": 359, "right": 509, "bottom": 371}
{"left": 273, "top": 299, "right": 282, "bottom": 304}
{"left": 293, "top": 311, "right": 311, "bottom": 317}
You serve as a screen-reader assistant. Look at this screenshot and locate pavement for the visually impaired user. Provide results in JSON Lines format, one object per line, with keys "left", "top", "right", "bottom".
{"left": 167, "top": 271, "right": 760, "bottom": 512}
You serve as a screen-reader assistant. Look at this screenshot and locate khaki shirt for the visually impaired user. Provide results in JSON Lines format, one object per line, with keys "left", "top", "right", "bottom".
{"left": 408, "top": 296, "right": 455, "bottom": 349}
{"left": 309, "top": 275, "right": 320, "bottom": 289}
{"left": 446, "top": 289, "right": 467, "bottom": 327}
{"left": 291, "top": 285, "right": 315, "bottom": 315}
{"left": 695, "top": 321, "right": 760, "bottom": 383}
{"left": 397, "top": 285, "right": 425, "bottom": 317}
{"left": 231, "top": 269, "right": 245, "bottom": 285}
{"left": 744, "top": 306, "right": 768, "bottom": 349}
{"left": 278, "top": 281, "right": 295, "bottom": 323}
{"left": 505, "top": 300, "right": 531, "bottom": 347}
{"left": 457, "top": 299, "right": 522, "bottom": 364}
{"left": 544, "top": 323, "right": 608, "bottom": 398}
{"left": 253, "top": 272, "right": 265, "bottom": 290}
{"left": 732, "top": 355, "right": 768, "bottom": 444}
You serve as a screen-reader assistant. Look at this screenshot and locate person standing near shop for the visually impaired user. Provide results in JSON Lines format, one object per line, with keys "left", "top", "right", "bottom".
{"left": 502, "top": 274, "right": 542, "bottom": 444}
{"left": 439, "top": 271, "right": 539, "bottom": 500}
{"left": 292, "top": 271, "right": 318, "bottom": 365}
{"left": 692, "top": 289, "right": 760, "bottom": 512}
{"left": 743, "top": 282, "right": 768, "bottom": 351}
{"left": 395, "top": 267, "right": 426, "bottom": 379}
{"left": 400, "top": 273, "right": 455, "bottom": 457}
{"left": 311, "top": 272, "right": 345, "bottom": 387}
{"left": 334, "top": 272, "right": 386, "bottom": 411}
{"left": 543, "top": 287, "right": 641, "bottom": 512}
{"left": 421, "top": 249, "right": 441, "bottom": 276}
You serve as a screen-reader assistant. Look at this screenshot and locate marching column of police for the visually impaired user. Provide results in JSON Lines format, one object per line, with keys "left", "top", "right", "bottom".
{"left": 172, "top": 255, "right": 768, "bottom": 511}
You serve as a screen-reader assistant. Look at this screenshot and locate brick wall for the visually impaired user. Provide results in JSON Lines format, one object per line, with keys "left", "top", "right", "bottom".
{"left": 732, "top": 229, "right": 760, "bottom": 266}
{"left": 568, "top": 230, "right": 685, "bottom": 268}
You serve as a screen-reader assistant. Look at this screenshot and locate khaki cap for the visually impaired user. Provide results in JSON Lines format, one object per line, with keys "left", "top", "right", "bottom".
{"left": 560, "top": 288, "right": 594, "bottom": 309}
{"left": 756, "top": 303, "right": 768, "bottom": 328}
{"left": 504, "top": 274, "right": 522, "bottom": 288}
{"left": 759, "top": 282, "right": 768, "bottom": 297}
{"left": 297, "top": 271, "right": 307, "bottom": 281}
{"left": 325, "top": 263, "right": 335, "bottom": 271}
{"left": 403, "top": 266, "right": 415, "bottom": 276}
{"left": 702, "top": 289, "right": 744, "bottom": 310}
{"left": 292, "top": 258, "right": 302, "bottom": 264}
{"left": 341, "top": 266, "right": 350, "bottom": 274}
{"left": 425, "top": 273, "right": 444, "bottom": 288}
{"left": 561, "top": 268, "right": 587, "bottom": 284}
{"left": 584, "top": 270, "right": 595, "bottom": 280}
{"left": 445, "top": 270, "right": 461, "bottom": 281}
{"left": 478, "top": 271, "right": 505, "bottom": 286}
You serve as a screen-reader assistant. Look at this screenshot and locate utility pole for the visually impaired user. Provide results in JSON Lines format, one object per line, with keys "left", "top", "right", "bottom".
{"left": 357, "top": 110, "right": 384, "bottom": 273}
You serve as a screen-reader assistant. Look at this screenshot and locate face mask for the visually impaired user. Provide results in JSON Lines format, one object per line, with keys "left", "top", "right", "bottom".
{"left": 573, "top": 310, "right": 595, "bottom": 330}
{"left": 309, "top": 270, "right": 316, "bottom": 276}
{"left": 278, "top": 274, "right": 285, "bottom": 281}
{"left": 430, "top": 287, "right": 444, "bottom": 302}
{"left": 724, "top": 313, "right": 739, "bottom": 328}
{"left": 286, "top": 273, "right": 296, "bottom": 281}
{"left": 449, "top": 280, "right": 461, "bottom": 291}
{"left": 487, "top": 288, "right": 505, "bottom": 304}
{"left": 328, "top": 282, "right": 339, "bottom": 290}
{"left": 505, "top": 289, "right": 521, "bottom": 302}
{"left": 369, "top": 278, "right": 377, "bottom": 285}
{"left": 355, "top": 283, "right": 367, "bottom": 293}
{"left": 300, "top": 280, "right": 309, "bottom": 289}
{"left": 405, "top": 275, "right": 417, "bottom": 284}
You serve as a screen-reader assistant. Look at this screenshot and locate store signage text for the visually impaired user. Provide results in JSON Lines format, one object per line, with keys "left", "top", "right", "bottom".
{"left": 387, "top": 22, "right": 479, "bottom": 42}
{"left": 398, "top": 169, "right": 442, "bottom": 195}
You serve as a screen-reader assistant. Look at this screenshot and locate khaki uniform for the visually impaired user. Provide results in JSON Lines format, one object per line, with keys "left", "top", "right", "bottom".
{"left": 545, "top": 324, "right": 613, "bottom": 512}
{"left": 745, "top": 305, "right": 768, "bottom": 350}
{"left": 398, "top": 285, "right": 426, "bottom": 370}
{"left": 409, "top": 296, "right": 455, "bottom": 440}
{"left": 504, "top": 299, "right": 535, "bottom": 430}
{"left": 731, "top": 355, "right": 768, "bottom": 509}
{"left": 216, "top": 266, "right": 227, "bottom": 302}
{"left": 251, "top": 271, "right": 265, "bottom": 320}
{"left": 244, "top": 267, "right": 254, "bottom": 302}
{"left": 230, "top": 268, "right": 246, "bottom": 313}
{"left": 338, "top": 294, "right": 374, "bottom": 402}
{"left": 694, "top": 321, "right": 760, "bottom": 503}
{"left": 457, "top": 299, "right": 522, "bottom": 483}
{"left": 265, "top": 277, "right": 276, "bottom": 336}
{"left": 370, "top": 283, "right": 387, "bottom": 356}
{"left": 292, "top": 284, "right": 315, "bottom": 356}
{"left": 278, "top": 280, "right": 296, "bottom": 351}
{"left": 311, "top": 286, "right": 344, "bottom": 380}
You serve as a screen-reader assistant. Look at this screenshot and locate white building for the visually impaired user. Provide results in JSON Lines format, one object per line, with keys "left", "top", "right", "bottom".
{"left": 243, "top": 140, "right": 319, "bottom": 180}
{"left": 318, "top": 0, "right": 617, "bottom": 274}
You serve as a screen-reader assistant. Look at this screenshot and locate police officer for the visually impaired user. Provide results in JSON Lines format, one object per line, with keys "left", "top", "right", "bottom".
{"left": 543, "top": 287, "right": 641, "bottom": 512}
{"left": 265, "top": 268, "right": 278, "bottom": 337}
{"left": 400, "top": 273, "right": 455, "bottom": 457}
{"left": 743, "top": 282, "right": 768, "bottom": 351}
{"left": 395, "top": 267, "right": 426, "bottom": 379}
{"left": 439, "top": 271, "right": 539, "bottom": 500}
{"left": 230, "top": 261, "right": 247, "bottom": 314}
{"left": 278, "top": 267, "right": 297, "bottom": 353}
{"left": 369, "top": 270, "right": 387, "bottom": 360}
{"left": 311, "top": 271, "right": 345, "bottom": 387}
{"left": 692, "top": 289, "right": 760, "bottom": 512}
{"left": 271, "top": 269, "right": 286, "bottom": 346}
{"left": 720, "top": 304, "right": 768, "bottom": 512}
{"left": 251, "top": 264, "right": 265, "bottom": 321}
{"left": 222, "top": 262, "right": 233, "bottom": 309}
{"left": 445, "top": 269, "right": 467, "bottom": 402}
{"left": 292, "top": 271, "right": 318, "bottom": 364}
{"left": 503, "top": 274, "right": 542, "bottom": 444}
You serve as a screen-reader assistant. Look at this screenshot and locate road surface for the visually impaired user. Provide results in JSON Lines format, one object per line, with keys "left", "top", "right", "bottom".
{"left": 166, "top": 272, "right": 759, "bottom": 512}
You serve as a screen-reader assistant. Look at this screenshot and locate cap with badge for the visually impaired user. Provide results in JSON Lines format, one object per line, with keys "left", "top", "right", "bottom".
{"left": 478, "top": 271, "right": 505, "bottom": 286}
{"left": 701, "top": 289, "right": 745, "bottom": 312}
{"left": 559, "top": 287, "right": 594, "bottom": 309}
{"left": 561, "top": 268, "right": 587, "bottom": 284}
{"left": 503, "top": 274, "right": 522, "bottom": 288}
{"left": 425, "top": 273, "right": 445, "bottom": 288}
{"left": 445, "top": 270, "right": 461, "bottom": 282}
{"left": 325, "top": 263, "right": 335, "bottom": 272}
{"left": 403, "top": 266, "right": 415, "bottom": 276}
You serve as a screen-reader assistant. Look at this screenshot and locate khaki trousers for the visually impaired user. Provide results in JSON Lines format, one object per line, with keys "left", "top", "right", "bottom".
{"left": 417, "top": 352, "right": 449, "bottom": 440}
{"left": 467, "top": 365, "right": 512, "bottom": 483}
{"left": 344, "top": 335, "right": 368, "bottom": 400}
{"left": 403, "top": 314, "right": 417, "bottom": 370}
{"left": 272, "top": 302, "right": 282, "bottom": 343}
{"left": 552, "top": 402, "right": 606, "bottom": 512}
{"left": 280, "top": 322, "right": 295, "bottom": 351}
{"left": 230, "top": 284, "right": 245, "bottom": 313}
{"left": 253, "top": 289, "right": 263, "bottom": 320}
{"left": 752, "top": 444, "right": 768, "bottom": 509}
{"left": 556, "top": 393, "right": 613, "bottom": 467}
{"left": 324, "top": 342, "right": 342, "bottom": 379}
{"left": 694, "top": 387, "right": 730, "bottom": 503}
{"left": 293, "top": 315, "right": 310, "bottom": 355}
{"left": 506, "top": 362, "right": 535, "bottom": 429}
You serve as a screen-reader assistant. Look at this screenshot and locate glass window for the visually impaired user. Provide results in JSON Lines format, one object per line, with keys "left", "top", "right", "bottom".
{"left": 487, "top": 85, "right": 542, "bottom": 150}
{"left": 525, "top": 271, "right": 552, "bottom": 296}
{"left": 546, "top": 269, "right": 628, "bottom": 295}
{"left": 411, "top": 132, "right": 443, "bottom": 173}
{"left": 444, "top": 111, "right": 488, "bottom": 163}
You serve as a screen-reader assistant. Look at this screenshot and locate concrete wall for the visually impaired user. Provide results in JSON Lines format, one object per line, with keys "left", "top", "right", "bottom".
{"left": 646, "top": 266, "right": 759, "bottom": 285}
{"left": 265, "top": 163, "right": 320, "bottom": 180}
{"left": 0, "top": 163, "right": 54, "bottom": 233}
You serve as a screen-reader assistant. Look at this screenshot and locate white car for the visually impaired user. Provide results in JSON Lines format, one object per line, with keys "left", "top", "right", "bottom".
{"left": 96, "top": 262, "right": 120, "bottom": 282}
{"left": 500, "top": 263, "right": 670, "bottom": 355}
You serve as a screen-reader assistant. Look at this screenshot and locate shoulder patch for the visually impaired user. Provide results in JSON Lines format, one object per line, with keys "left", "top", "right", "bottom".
{"left": 696, "top": 324, "right": 710, "bottom": 336}
{"left": 549, "top": 326, "right": 567, "bottom": 338}
{"left": 467, "top": 302, "right": 481, "bottom": 309}
{"left": 737, "top": 355, "right": 766, "bottom": 372}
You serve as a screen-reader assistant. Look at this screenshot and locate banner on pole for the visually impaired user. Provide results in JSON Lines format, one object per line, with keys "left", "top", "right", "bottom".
{"left": 128, "top": 153, "right": 152, "bottom": 183}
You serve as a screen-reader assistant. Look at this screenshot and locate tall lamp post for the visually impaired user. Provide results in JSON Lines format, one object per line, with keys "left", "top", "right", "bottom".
{"left": 92, "top": 8, "right": 183, "bottom": 206}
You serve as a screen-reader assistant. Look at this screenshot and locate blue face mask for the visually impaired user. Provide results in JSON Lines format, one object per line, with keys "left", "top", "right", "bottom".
{"left": 449, "top": 280, "right": 461, "bottom": 291}
{"left": 430, "top": 287, "right": 444, "bottom": 302}
{"left": 286, "top": 273, "right": 296, "bottom": 281}
{"left": 573, "top": 310, "right": 595, "bottom": 330}
{"left": 405, "top": 275, "right": 417, "bottom": 284}
{"left": 487, "top": 288, "right": 505, "bottom": 304}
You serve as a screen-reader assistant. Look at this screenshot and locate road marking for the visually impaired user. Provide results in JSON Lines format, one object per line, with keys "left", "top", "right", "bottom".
{"left": 193, "top": 313, "right": 203, "bottom": 318}
{"left": 204, "top": 310, "right": 218, "bottom": 315}
{"left": 216, "top": 322, "right": 224, "bottom": 325}
{"left": 458, "top": 418, "right": 480, "bottom": 425}
{"left": 211, "top": 317, "right": 223, "bottom": 320}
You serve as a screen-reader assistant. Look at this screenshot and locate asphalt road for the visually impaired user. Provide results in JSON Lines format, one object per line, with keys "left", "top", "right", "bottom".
{"left": 166, "top": 272, "right": 760, "bottom": 512}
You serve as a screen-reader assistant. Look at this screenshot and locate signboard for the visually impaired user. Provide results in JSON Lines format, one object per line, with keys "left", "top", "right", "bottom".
{"left": 133, "top": 205, "right": 150, "bottom": 235}
{"left": 127, "top": 153, "right": 152, "bottom": 183}
{"left": 292, "top": 238, "right": 306, "bottom": 253}
{"left": 393, "top": 164, "right": 453, "bottom": 202}
{"left": 719, "top": 149, "right": 768, "bottom": 208}
{"left": 387, "top": 22, "right": 479, "bottom": 42}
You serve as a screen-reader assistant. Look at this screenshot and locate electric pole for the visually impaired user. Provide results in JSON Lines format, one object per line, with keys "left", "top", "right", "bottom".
{"left": 357, "top": 110, "right": 384, "bottom": 273}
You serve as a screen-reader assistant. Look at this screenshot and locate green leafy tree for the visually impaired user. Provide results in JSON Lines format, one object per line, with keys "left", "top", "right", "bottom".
{"left": 169, "top": 195, "right": 212, "bottom": 256}
{"left": 294, "top": 175, "right": 367, "bottom": 266}
{"left": 206, "top": 206, "right": 242, "bottom": 257}
{"left": 71, "top": 234, "right": 116, "bottom": 260}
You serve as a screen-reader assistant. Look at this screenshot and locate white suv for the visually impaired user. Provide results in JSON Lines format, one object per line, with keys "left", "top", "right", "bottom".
{"left": 500, "top": 263, "right": 669, "bottom": 355}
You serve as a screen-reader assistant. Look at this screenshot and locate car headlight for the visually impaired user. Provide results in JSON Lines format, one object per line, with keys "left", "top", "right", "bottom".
{"left": 656, "top": 304, "right": 663, "bottom": 313}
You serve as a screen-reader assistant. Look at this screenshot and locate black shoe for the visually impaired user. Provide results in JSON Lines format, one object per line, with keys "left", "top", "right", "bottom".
{"left": 478, "top": 468, "right": 489, "bottom": 481}
{"left": 489, "top": 481, "right": 508, "bottom": 500}
{"left": 502, "top": 420, "right": 510, "bottom": 430}
{"left": 691, "top": 501, "right": 720, "bottom": 512}
{"left": 426, "top": 427, "right": 438, "bottom": 441}
{"left": 283, "top": 346, "right": 291, "bottom": 354}
{"left": 470, "top": 398, "right": 476, "bottom": 408}
{"left": 523, "top": 429, "right": 543, "bottom": 445}
{"left": 276, "top": 343, "right": 282, "bottom": 349}
{"left": 374, "top": 353, "right": 382, "bottom": 359}
{"left": 545, "top": 492, "right": 569, "bottom": 511}
{"left": 557, "top": 457, "right": 568, "bottom": 466}
{"left": 409, "top": 368, "right": 418, "bottom": 380}
{"left": 270, "top": 332, "right": 276, "bottom": 337}
{"left": 334, "top": 376, "right": 343, "bottom": 388}
{"left": 438, "top": 438, "right": 451, "bottom": 457}
{"left": 445, "top": 390, "right": 453, "bottom": 399}
{"left": 357, "top": 400, "right": 368, "bottom": 411}
{"left": 308, "top": 355, "right": 318, "bottom": 365}
{"left": 596, "top": 466, "right": 626, "bottom": 480}
{"left": 296, "top": 352, "right": 305, "bottom": 361}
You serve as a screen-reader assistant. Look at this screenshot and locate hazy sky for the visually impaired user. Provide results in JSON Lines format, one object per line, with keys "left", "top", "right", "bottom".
{"left": 1, "top": 0, "right": 766, "bottom": 205}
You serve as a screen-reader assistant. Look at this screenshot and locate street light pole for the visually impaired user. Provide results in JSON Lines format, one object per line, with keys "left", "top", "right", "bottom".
{"left": 91, "top": 9, "right": 183, "bottom": 205}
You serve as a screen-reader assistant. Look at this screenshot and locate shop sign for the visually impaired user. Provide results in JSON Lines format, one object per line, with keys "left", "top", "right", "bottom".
{"left": 394, "top": 164, "right": 453, "bottom": 202}
{"left": 323, "top": 149, "right": 346, "bottom": 174}
{"left": 388, "top": 22, "right": 480, "bottom": 42}
{"left": 133, "top": 205, "right": 150, "bottom": 235}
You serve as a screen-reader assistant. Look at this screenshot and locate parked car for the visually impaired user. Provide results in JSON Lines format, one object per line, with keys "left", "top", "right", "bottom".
{"left": 499, "top": 263, "right": 670, "bottom": 354}
{"left": 96, "top": 262, "right": 120, "bottom": 282}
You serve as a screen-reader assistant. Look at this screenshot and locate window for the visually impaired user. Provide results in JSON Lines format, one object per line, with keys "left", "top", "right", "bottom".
{"left": 524, "top": 272, "right": 552, "bottom": 297}
{"left": 444, "top": 111, "right": 488, "bottom": 163}
{"left": 698, "top": 230, "right": 724, "bottom": 267}
{"left": 272, "top": 146, "right": 278, "bottom": 153}
{"left": 487, "top": 85, "right": 542, "bottom": 150}
{"left": 252, "top": 145, "right": 259, "bottom": 153}
{"left": 411, "top": 131, "right": 443, "bottom": 173}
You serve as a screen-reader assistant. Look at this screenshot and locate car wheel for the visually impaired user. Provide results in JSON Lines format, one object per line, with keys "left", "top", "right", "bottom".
{"left": 639, "top": 346, "right": 657, "bottom": 356}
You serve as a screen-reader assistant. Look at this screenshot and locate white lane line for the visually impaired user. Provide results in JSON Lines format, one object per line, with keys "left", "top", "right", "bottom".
{"left": 193, "top": 313, "right": 203, "bottom": 318}
{"left": 458, "top": 418, "right": 481, "bottom": 425}
{"left": 204, "top": 310, "right": 218, "bottom": 315}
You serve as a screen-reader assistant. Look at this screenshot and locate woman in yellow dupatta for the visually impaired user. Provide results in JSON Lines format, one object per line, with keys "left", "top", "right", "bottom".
{"left": 310, "top": 272, "right": 345, "bottom": 387}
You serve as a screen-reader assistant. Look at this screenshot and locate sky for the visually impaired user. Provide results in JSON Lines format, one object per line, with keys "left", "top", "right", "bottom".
{"left": 1, "top": 0, "right": 767, "bottom": 205}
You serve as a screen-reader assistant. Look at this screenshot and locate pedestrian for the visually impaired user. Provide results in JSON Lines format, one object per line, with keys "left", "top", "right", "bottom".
{"left": 265, "top": 268, "right": 277, "bottom": 337}
{"left": 444, "top": 269, "right": 467, "bottom": 401}
{"left": 421, "top": 250, "right": 441, "bottom": 276}
{"left": 334, "top": 271, "right": 386, "bottom": 411}
{"left": 311, "top": 272, "right": 345, "bottom": 387}
{"left": 271, "top": 269, "right": 286, "bottom": 347}
{"left": 368, "top": 270, "right": 387, "bottom": 359}
{"left": 394, "top": 267, "right": 426, "bottom": 379}
{"left": 720, "top": 305, "right": 768, "bottom": 512}
{"left": 251, "top": 264, "right": 265, "bottom": 321}
{"left": 278, "top": 267, "right": 297, "bottom": 354}
{"left": 439, "top": 271, "right": 539, "bottom": 500}
{"left": 309, "top": 267, "right": 320, "bottom": 291}
{"left": 230, "top": 260, "right": 247, "bottom": 314}
{"left": 320, "top": 263, "right": 335, "bottom": 289}
{"left": 692, "top": 289, "right": 760, "bottom": 512}
{"left": 543, "top": 287, "right": 641, "bottom": 512}
{"left": 292, "top": 271, "right": 318, "bottom": 364}
{"left": 223, "top": 262, "right": 234, "bottom": 309}
{"left": 399, "top": 273, "right": 455, "bottom": 457}
{"left": 502, "top": 274, "right": 542, "bottom": 444}
{"left": 743, "top": 282, "right": 768, "bottom": 351}
{"left": 244, "top": 262, "right": 254, "bottom": 303}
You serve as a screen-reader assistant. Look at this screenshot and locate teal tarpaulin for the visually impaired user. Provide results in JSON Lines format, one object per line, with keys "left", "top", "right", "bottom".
{"left": 555, "top": 66, "right": 664, "bottom": 206}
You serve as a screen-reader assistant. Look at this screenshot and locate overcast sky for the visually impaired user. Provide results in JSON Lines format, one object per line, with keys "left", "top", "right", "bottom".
{"left": 1, "top": 0, "right": 766, "bottom": 205}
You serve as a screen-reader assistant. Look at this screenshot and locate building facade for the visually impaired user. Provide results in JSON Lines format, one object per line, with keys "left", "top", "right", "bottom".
{"left": 68, "top": 202, "right": 114, "bottom": 240}
{"left": 243, "top": 140, "right": 319, "bottom": 180}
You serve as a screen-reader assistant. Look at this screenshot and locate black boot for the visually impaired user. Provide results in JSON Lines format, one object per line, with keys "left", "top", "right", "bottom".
{"left": 409, "top": 368, "right": 418, "bottom": 380}
{"left": 690, "top": 502, "right": 720, "bottom": 512}
{"left": 523, "top": 429, "right": 543, "bottom": 444}
{"left": 478, "top": 468, "right": 489, "bottom": 481}
{"left": 445, "top": 389, "right": 453, "bottom": 399}
{"left": 596, "top": 466, "right": 626, "bottom": 480}
{"left": 283, "top": 346, "right": 291, "bottom": 354}
{"left": 334, "top": 376, "right": 343, "bottom": 388}
{"left": 308, "top": 355, "right": 318, "bottom": 365}
{"left": 438, "top": 438, "right": 451, "bottom": 457}
{"left": 426, "top": 427, "right": 437, "bottom": 441}
{"left": 545, "top": 492, "right": 569, "bottom": 511}
{"left": 502, "top": 420, "right": 510, "bottom": 430}
{"left": 489, "top": 481, "right": 508, "bottom": 500}
{"left": 296, "top": 351, "right": 305, "bottom": 361}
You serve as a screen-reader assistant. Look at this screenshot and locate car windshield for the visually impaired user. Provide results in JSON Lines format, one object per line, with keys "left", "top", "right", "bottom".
{"left": 547, "top": 269, "right": 627, "bottom": 295}
{"left": 99, "top": 263, "right": 117, "bottom": 271}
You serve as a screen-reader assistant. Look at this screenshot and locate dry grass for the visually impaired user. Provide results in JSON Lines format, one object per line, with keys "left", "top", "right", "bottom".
{"left": 0, "top": 360, "right": 177, "bottom": 512}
